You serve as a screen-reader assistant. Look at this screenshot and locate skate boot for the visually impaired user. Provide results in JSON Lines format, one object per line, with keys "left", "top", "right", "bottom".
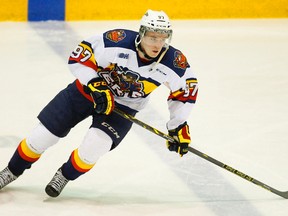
{"left": 45, "top": 168, "right": 69, "bottom": 197}
{"left": 0, "top": 167, "right": 18, "bottom": 190}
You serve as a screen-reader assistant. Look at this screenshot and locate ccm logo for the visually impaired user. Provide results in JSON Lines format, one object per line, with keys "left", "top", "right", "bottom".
{"left": 101, "top": 122, "right": 120, "bottom": 138}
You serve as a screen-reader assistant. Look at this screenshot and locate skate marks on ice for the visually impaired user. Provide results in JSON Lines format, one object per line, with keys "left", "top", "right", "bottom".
{"left": 131, "top": 124, "right": 264, "bottom": 216}
{"left": 0, "top": 20, "right": 287, "bottom": 216}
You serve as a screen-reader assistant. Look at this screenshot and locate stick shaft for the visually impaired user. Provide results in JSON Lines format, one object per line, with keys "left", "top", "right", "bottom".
{"left": 114, "top": 107, "right": 288, "bottom": 199}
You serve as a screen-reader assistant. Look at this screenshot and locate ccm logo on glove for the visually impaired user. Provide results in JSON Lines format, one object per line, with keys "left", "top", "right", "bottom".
{"left": 86, "top": 77, "right": 114, "bottom": 115}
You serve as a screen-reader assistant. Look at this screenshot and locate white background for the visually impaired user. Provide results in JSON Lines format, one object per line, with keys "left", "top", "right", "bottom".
{"left": 0, "top": 19, "right": 288, "bottom": 216}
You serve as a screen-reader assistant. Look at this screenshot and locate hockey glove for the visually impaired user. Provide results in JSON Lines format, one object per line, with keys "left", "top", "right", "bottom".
{"left": 86, "top": 77, "right": 114, "bottom": 115}
{"left": 167, "top": 122, "right": 191, "bottom": 157}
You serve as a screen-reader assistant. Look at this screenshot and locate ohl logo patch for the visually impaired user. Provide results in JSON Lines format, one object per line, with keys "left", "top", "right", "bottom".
{"left": 173, "top": 50, "right": 189, "bottom": 69}
{"left": 106, "top": 30, "right": 126, "bottom": 43}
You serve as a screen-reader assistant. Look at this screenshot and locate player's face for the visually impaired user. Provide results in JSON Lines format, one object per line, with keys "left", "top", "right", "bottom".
{"left": 141, "top": 31, "right": 169, "bottom": 58}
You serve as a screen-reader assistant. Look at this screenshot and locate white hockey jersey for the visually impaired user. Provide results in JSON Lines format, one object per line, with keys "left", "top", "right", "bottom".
{"left": 68, "top": 29, "right": 198, "bottom": 130}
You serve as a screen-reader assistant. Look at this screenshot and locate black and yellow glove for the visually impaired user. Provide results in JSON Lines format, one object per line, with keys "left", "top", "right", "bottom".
{"left": 167, "top": 121, "right": 191, "bottom": 157}
{"left": 86, "top": 77, "right": 114, "bottom": 115}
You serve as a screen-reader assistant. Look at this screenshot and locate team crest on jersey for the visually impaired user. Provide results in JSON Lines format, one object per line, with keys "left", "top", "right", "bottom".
{"left": 173, "top": 50, "right": 189, "bottom": 69}
{"left": 106, "top": 30, "right": 126, "bottom": 43}
{"left": 98, "top": 64, "right": 144, "bottom": 98}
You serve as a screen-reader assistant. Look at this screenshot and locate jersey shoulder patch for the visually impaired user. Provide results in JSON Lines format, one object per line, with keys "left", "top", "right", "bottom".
{"left": 103, "top": 29, "right": 138, "bottom": 51}
{"left": 161, "top": 46, "right": 190, "bottom": 78}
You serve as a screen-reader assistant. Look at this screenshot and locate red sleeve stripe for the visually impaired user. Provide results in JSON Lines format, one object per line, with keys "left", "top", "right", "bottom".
{"left": 75, "top": 79, "right": 93, "bottom": 102}
{"left": 168, "top": 90, "right": 197, "bottom": 103}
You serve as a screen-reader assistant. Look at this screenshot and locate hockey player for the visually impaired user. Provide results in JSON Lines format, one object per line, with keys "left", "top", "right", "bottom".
{"left": 0, "top": 9, "right": 198, "bottom": 197}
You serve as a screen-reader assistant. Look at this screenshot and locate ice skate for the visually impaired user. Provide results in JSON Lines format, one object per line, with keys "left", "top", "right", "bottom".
{"left": 45, "top": 168, "right": 69, "bottom": 197}
{"left": 0, "top": 167, "right": 18, "bottom": 190}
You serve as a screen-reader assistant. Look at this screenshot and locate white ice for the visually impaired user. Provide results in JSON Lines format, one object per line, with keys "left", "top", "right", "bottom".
{"left": 0, "top": 19, "right": 288, "bottom": 216}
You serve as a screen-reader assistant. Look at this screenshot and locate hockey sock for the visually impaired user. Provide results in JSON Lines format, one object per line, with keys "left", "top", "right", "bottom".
{"left": 61, "top": 149, "right": 95, "bottom": 180}
{"left": 8, "top": 139, "right": 41, "bottom": 176}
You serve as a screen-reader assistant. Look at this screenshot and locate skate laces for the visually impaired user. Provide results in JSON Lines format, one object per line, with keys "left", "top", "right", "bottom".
{"left": 49, "top": 169, "right": 69, "bottom": 192}
{"left": 0, "top": 167, "right": 17, "bottom": 189}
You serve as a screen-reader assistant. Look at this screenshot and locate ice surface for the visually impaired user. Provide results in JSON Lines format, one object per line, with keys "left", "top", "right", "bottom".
{"left": 0, "top": 19, "right": 288, "bottom": 216}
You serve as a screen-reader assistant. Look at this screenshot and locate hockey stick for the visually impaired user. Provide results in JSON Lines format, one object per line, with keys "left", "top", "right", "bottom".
{"left": 113, "top": 107, "right": 288, "bottom": 199}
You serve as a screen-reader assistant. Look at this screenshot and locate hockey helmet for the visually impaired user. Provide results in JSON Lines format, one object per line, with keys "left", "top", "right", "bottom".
{"left": 138, "top": 9, "right": 173, "bottom": 45}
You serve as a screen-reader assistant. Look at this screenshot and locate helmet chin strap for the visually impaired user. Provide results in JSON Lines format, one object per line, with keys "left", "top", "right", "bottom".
{"left": 137, "top": 44, "right": 154, "bottom": 60}
{"left": 135, "top": 35, "right": 169, "bottom": 65}
{"left": 135, "top": 35, "right": 154, "bottom": 60}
